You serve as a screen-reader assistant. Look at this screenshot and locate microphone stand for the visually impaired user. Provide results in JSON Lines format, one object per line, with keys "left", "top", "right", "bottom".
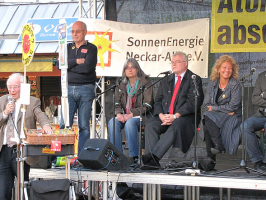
{"left": 213, "top": 71, "right": 266, "bottom": 176}
{"left": 138, "top": 82, "right": 144, "bottom": 167}
{"left": 88, "top": 79, "right": 121, "bottom": 147}
{"left": 192, "top": 77, "right": 199, "bottom": 169}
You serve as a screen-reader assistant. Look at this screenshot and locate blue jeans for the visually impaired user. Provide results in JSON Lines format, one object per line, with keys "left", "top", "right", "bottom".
{"left": 241, "top": 116, "right": 266, "bottom": 163}
{"left": 60, "top": 84, "right": 95, "bottom": 154}
{"left": 108, "top": 117, "right": 140, "bottom": 158}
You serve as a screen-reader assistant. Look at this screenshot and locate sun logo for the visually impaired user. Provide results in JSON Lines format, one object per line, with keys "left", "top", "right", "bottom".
{"left": 92, "top": 29, "right": 119, "bottom": 69}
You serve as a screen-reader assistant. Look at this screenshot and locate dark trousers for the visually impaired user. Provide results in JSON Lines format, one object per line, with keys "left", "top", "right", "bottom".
{"left": 203, "top": 116, "right": 222, "bottom": 161}
{"left": 0, "top": 145, "right": 30, "bottom": 200}
{"left": 144, "top": 116, "right": 174, "bottom": 159}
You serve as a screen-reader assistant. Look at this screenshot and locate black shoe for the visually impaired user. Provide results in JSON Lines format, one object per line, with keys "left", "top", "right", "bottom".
{"left": 140, "top": 154, "right": 160, "bottom": 170}
{"left": 211, "top": 144, "right": 225, "bottom": 155}
{"left": 254, "top": 161, "right": 263, "bottom": 170}
{"left": 142, "top": 153, "right": 152, "bottom": 164}
{"left": 258, "top": 165, "right": 266, "bottom": 173}
{"left": 130, "top": 157, "right": 139, "bottom": 168}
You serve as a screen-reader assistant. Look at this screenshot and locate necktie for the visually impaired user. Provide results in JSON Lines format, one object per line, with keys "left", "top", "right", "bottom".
{"left": 6, "top": 103, "right": 16, "bottom": 147}
{"left": 169, "top": 76, "right": 181, "bottom": 114}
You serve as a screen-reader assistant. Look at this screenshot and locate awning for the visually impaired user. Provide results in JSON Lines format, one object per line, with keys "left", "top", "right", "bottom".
{"left": 0, "top": 56, "right": 55, "bottom": 72}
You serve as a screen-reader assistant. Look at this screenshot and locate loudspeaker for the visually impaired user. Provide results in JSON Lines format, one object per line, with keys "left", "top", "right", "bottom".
{"left": 78, "top": 139, "right": 131, "bottom": 171}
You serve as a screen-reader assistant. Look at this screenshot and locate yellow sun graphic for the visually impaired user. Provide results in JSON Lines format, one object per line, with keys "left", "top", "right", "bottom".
{"left": 92, "top": 29, "right": 119, "bottom": 69}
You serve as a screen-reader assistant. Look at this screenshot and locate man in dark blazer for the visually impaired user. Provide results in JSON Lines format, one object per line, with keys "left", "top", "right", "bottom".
{"left": 142, "top": 52, "right": 204, "bottom": 169}
{"left": 241, "top": 71, "right": 266, "bottom": 172}
{"left": 0, "top": 73, "right": 52, "bottom": 200}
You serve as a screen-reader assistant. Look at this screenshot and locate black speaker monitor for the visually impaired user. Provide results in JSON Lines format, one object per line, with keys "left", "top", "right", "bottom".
{"left": 78, "top": 139, "right": 131, "bottom": 171}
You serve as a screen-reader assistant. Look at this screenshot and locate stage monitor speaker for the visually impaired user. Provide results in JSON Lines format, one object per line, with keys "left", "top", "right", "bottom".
{"left": 78, "top": 139, "right": 131, "bottom": 171}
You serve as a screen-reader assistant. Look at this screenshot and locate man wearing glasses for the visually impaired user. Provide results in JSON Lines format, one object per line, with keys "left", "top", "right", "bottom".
{"left": 0, "top": 73, "right": 52, "bottom": 199}
{"left": 57, "top": 21, "right": 97, "bottom": 154}
{"left": 142, "top": 52, "right": 204, "bottom": 169}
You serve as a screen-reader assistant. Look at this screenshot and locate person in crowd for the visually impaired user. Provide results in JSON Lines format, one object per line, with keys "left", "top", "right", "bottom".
{"left": 57, "top": 20, "right": 98, "bottom": 154}
{"left": 142, "top": 51, "right": 204, "bottom": 169}
{"left": 202, "top": 55, "right": 242, "bottom": 165}
{"left": 0, "top": 73, "right": 52, "bottom": 200}
{"left": 241, "top": 70, "right": 266, "bottom": 172}
{"left": 108, "top": 58, "right": 154, "bottom": 166}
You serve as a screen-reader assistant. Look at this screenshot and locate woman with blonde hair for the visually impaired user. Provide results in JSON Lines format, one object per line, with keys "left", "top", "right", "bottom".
{"left": 202, "top": 55, "right": 242, "bottom": 165}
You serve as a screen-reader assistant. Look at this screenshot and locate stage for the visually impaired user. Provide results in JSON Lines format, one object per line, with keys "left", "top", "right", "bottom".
{"left": 29, "top": 164, "right": 266, "bottom": 200}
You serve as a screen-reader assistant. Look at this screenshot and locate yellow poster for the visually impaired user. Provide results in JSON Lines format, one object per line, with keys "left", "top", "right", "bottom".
{"left": 211, "top": 0, "right": 266, "bottom": 53}
{"left": 22, "top": 24, "right": 35, "bottom": 66}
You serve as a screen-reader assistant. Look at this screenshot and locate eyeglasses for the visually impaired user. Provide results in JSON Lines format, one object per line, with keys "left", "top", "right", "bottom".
{"left": 7, "top": 85, "right": 20, "bottom": 90}
{"left": 71, "top": 30, "right": 84, "bottom": 34}
{"left": 171, "top": 61, "right": 186, "bottom": 65}
{"left": 125, "top": 66, "right": 136, "bottom": 70}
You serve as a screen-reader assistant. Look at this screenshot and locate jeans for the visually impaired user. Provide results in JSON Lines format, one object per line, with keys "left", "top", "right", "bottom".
{"left": 241, "top": 116, "right": 266, "bottom": 163}
{"left": 60, "top": 84, "right": 95, "bottom": 154}
{"left": 108, "top": 117, "right": 140, "bottom": 158}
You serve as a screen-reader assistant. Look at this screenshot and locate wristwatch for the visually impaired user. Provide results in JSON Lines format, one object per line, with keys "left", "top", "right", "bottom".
{"left": 173, "top": 114, "right": 177, "bottom": 119}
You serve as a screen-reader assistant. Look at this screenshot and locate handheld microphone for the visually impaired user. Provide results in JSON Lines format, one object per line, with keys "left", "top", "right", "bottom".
{"left": 7, "top": 95, "right": 14, "bottom": 114}
{"left": 8, "top": 95, "right": 13, "bottom": 104}
{"left": 191, "top": 75, "right": 196, "bottom": 80}
{"left": 159, "top": 70, "right": 172, "bottom": 75}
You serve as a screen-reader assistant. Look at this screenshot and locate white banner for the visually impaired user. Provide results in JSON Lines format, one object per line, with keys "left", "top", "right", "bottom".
{"left": 81, "top": 18, "right": 209, "bottom": 78}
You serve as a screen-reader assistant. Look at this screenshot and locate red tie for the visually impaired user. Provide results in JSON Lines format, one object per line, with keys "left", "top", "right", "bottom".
{"left": 169, "top": 76, "right": 181, "bottom": 114}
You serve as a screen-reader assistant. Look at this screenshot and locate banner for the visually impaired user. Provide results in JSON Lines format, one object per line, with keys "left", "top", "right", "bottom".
{"left": 81, "top": 18, "right": 209, "bottom": 78}
{"left": 211, "top": 0, "right": 266, "bottom": 53}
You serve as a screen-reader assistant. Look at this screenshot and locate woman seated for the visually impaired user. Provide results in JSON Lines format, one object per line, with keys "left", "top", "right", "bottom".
{"left": 202, "top": 55, "right": 242, "bottom": 163}
{"left": 108, "top": 58, "right": 153, "bottom": 166}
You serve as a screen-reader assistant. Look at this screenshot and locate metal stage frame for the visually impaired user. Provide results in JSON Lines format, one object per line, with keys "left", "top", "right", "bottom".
{"left": 29, "top": 167, "right": 266, "bottom": 200}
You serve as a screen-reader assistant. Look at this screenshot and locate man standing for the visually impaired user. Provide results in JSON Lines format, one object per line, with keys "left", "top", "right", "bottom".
{"left": 241, "top": 71, "right": 266, "bottom": 172}
{"left": 57, "top": 21, "right": 98, "bottom": 154}
{"left": 142, "top": 52, "right": 204, "bottom": 169}
{"left": 0, "top": 73, "right": 52, "bottom": 200}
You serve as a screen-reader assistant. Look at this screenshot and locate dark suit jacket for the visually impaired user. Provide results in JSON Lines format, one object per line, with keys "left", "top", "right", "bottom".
{"left": 252, "top": 71, "right": 266, "bottom": 117}
{"left": 0, "top": 95, "right": 50, "bottom": 151}
{"left": 154, "top": 69, "right": 204, "bottom": 152}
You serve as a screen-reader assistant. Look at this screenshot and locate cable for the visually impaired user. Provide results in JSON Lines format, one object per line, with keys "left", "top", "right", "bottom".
{"left": 100, "top": 150, "right": 113, "bottom": 170}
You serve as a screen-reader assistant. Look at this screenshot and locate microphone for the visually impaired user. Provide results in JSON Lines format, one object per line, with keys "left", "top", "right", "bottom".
{"left": 240, "top": 68, "right": 256, "bottom": 81}
{"left": 191, "top": 75, "right": 199, "bottom": 96}
{"left": 159, "top": 70, "right": 172, "bottom": 75}
{"left": 117, "top": 78, "right": 122, "bottom": 84}
{"left": 8, "top": 95, "right": 14, "bottom": 114}
{"left": 8, "top": 95, "right": 13, "bottom": 104}
{"left": 250, "top": 68, "right": 256, "bottom": 73}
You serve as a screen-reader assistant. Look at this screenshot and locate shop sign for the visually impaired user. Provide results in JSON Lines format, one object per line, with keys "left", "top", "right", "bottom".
{"left": 18, "top": 18, "right": 78, "bottom": 42}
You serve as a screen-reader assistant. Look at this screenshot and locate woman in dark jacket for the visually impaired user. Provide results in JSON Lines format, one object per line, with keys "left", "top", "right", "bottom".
{"left": 108, "top": 58, "right": 153, "bottom": 165}
{"left": 203, "top": 55, "right": 242, "bottom": 162}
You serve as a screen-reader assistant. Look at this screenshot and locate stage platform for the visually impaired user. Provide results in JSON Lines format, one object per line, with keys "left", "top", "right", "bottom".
{"left": 28, "top": 143, "right": 266, "bottom": 199}
{"left": 29, "top": 159, "right": 266, "bottom": 200}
